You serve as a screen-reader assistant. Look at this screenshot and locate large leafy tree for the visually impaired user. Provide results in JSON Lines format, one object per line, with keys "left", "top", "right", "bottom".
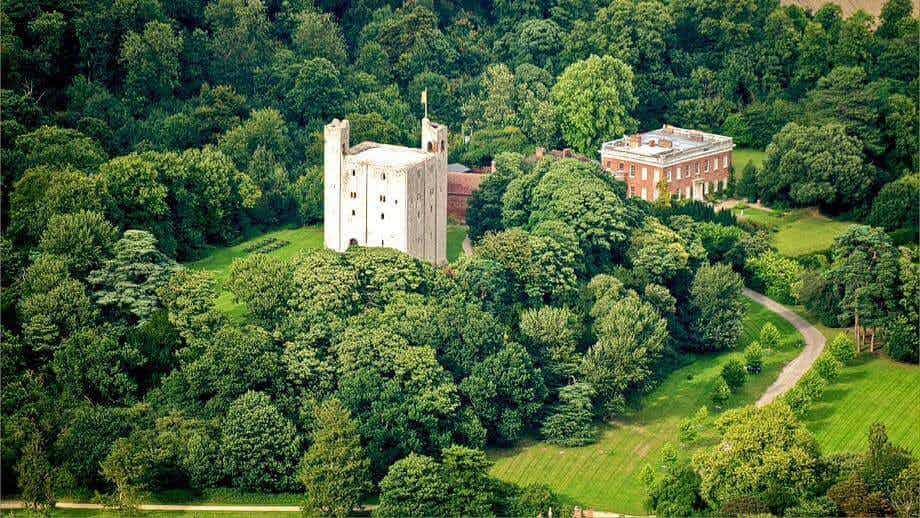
{"left": 461, "top": 342, "right": 547, "bottom": 444}
{"left": 757, "top": 122, "right": 873, "bottom": 209}
{"left": 551, "top": 55, "right": 638, "bottom": 155}
{"left": 219, "top": 391, "right": 301, "bottom": 492}
{"left": 582, "top": 290, "right": 668, "bottom": 416}
{"left": 204, "top": 0, "right": 274, "bottom": 94}
{"left": 120, "top": 21, "right": 183, "bottom": 103}
{"left": 826, "top": 225, "right": 900, "bottom": 352}
{"left": 375, "top": 446, "right": 497, "bottom": 517}
{"left": 804, "top": 66, "right": 884, "bottom": 159}
{"left": 17, "top": 255, "right": 97, "bottom": 353}
{"left": 693, "top": 403, "right": 821, "bottom": 514}
{"left": 38, "top": 211, "right": 118, "bottom": 277}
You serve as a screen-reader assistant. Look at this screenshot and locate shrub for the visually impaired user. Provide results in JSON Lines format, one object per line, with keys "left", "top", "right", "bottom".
{"left": 711, "top": 378, "right": 730, "bottom": 405}
{"left": 720, "top": 358, "right": 747, "bottom": 392}
{"left": 677, "top": 406, "right": 709, "bottom": 445}
{"left": 826, "top": 334, "right": 857, "bottom": 365}
{"left": 785, "top": 496, "right": 839, "bottom": 517}
{"left": 813, "top": 355, "right": 843, "bottom": 383}
{"left": 744, "top": 341, "right": 764, "bottom": 373}
{"left": 758, "top": 323, "right": 781, "bottom": 349}
{"left": 745, "top": 252, "right": 803, "bottom": 304}
{"left": 784, "top": 371, "right": 827, "bottom": 417}
{"left": 720, "top": 495, "right": 769, "bottom": 516}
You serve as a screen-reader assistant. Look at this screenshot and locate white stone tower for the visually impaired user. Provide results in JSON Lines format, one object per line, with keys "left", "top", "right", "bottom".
{"left": 323, "top": 117, "right": 448, "bottom": 265}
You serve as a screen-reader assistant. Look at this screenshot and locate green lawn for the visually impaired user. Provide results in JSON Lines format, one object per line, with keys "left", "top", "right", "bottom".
{"left": 188, "top": 226, "right": 325, "bottom": 283}
{"left": 804, "top": 355, "right": 920, "bottom": 456}
{"left": 447, "top": 225, "right": 468, "bottom": 262}
{"left": 732, "top": 207, "right": 855, "bottom": 257}
{"left": 733, "top": 147, "right": 766, "bottom": 172}
{"left": 488, "top": 298, "right": 802, "bottom": 514}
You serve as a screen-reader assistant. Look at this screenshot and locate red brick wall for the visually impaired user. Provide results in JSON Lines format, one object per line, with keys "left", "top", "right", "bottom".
{"left": 447, "top": 171, "right": 489, "bottom": 222}
{"left": 448, "top": 194, "right": 470, "bottom": 222}
{"left": 603, "top": 151, "right": 732, "bottom": 201}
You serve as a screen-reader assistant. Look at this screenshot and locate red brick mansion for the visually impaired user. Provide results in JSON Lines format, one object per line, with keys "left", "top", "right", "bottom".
{"left": 600, "top": 125, "right": 734, "bottom": 202}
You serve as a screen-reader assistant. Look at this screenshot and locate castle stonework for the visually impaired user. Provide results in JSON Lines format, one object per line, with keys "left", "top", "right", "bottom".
{"left": 324, "top": 118, "right": 448, "bottom": 265}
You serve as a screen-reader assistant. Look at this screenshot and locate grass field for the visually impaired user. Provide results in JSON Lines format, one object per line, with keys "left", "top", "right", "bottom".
{"left": 804, "top": 354, "right": 920, "bottom": 456}
{"left": 733, "top": 207, "right": 855, "bottom": 257}
{"left": 489, "top": 298, "right": 802, "bottom": 514}
{"left": 733, "top": 147, "right": 766, "bottom": 172}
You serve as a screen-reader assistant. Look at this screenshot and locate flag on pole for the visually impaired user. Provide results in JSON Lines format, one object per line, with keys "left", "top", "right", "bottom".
{"left": 421, "top": 89, "right": 428, "bottom": 119}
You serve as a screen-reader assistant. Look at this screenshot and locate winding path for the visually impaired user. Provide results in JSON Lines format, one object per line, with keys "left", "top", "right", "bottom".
{"left": 743, "top": 288, "right": 826, "bottom": 407}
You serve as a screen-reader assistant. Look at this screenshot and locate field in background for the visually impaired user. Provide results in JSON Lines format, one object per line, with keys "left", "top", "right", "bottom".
{"left": 805, "top": 355, "right": 920, "bottom": 455}
{"left": 732, "top": 147, "right": 766, "bottom": 172}
{"left": 732, "top": 207, "right": 855, "bottom": 256}
{"left": 782, "top": 0, "right": 919, "bottom": 17}
{"left": 489, "top": 298, "right": 802, "bottom": 513}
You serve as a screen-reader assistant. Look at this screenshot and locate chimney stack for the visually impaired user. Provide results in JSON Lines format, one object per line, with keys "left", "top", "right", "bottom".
{"left": 629, "top": 135, "right": 641, "bottom": 148}
{"left": 562, "top": 148, "right": 571, "bottom": 158}
{"left": 535, "top": 147, "right": 545, "bottom": 160}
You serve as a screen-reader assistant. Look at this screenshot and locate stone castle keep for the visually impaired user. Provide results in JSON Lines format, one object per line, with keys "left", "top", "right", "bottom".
{"left": 323, "top": 118, "right": 448, "bottom": 265}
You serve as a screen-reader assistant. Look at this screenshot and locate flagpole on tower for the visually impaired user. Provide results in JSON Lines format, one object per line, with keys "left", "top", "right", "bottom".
{"left": 422, "top": 89, "right": 428, "bottom": 119}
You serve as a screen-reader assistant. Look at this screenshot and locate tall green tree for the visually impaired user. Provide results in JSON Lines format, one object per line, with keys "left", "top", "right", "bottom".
{"left": 826, "top": 225, "right": 899, "bottom": 352}
{"left": 689, "top": 263, "right": 745, "bottom": 352}
{"left": 551, "top": 55, "right": 637, "bottom": 155}
{"left": 299, "top": 399, "right": 371, "bottom": 517}
{"left": 220, "top": 391, "right": 301, "bottom": 492}
{"left": 120, "top": 21, "right": 183, "bottom": 103}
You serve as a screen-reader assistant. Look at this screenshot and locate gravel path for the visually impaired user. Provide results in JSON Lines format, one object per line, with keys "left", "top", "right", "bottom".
{"left": 744, "top": 288, "right": 826, "bottom": 407}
